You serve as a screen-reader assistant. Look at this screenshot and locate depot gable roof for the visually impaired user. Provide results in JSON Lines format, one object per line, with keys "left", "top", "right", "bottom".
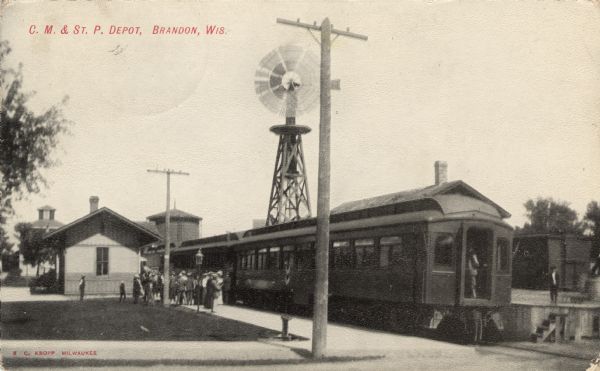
{"left": 43, "top": 207, "right": 162, "bottom": 242}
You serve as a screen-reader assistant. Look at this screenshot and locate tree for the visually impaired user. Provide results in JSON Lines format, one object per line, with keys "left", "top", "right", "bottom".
{"left": 520, "top": 197, "right": 584, "bottom": 235}
{"left": 584, "top": 201, "right": 600, "bottom": 257}
{"left": 0, "top": 40, "right": 70, "bottom": 253}
{"left": 14, "top": 222, "right": 57, "bottom": 276}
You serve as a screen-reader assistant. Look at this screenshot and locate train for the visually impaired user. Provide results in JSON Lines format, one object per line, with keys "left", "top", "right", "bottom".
{"left": 169, "top": 179, "right": 513, "bottom": 342}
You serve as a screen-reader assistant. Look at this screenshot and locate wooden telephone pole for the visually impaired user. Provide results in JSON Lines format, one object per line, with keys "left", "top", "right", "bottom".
{"left": 147, "top": 168, "right": 189, "bottom": 306}
{"left": 276, "top": 17, "right": 367, "bottom": 358}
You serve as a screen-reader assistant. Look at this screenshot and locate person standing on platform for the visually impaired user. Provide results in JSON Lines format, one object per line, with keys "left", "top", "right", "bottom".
{"left": 186, "top": 272, "right": 194, "bottom": 305}
{"left": 119, "top": 281, "right": 126, "bottom": 302}
{"left": 549, "top": 266, "right": 559, "bottom": 304}
{"left": 78, "top": 275, "right": 85, "bottom": 301}
{"left": 215, "top": 271, "right": 224, "bottom": 306}
{"left": 201, "top": 273, "right": 209, "bottom": 307}
{"left": 147, "top": 272, "right": 155, "bottom": 306}
{"left": 192, "top": 274, "right": 199, "bottom": 305}
{"left": 169, "top": 272, "right": 176, "bottom": 305}
{"left": 178, "top": 271, "right": 188, "bottom": 305}
{"left": 222, "top": 272, "right": 232, "bottom": 305}
{"left": 591, "top": 253, "right": 600, "bottom": 276}
{"left": 133, "top": 274, "right": 142, "bottom": 304}
{"left": 205, "top": 273, "right": 218, "bottom": 313}
{"left": 157, "top": 272, "right": 164, "bottom": 303}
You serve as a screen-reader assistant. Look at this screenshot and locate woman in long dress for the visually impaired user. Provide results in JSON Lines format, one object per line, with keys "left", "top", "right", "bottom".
{"left": 215, "top": 271, "right": 224, "bottom": 305}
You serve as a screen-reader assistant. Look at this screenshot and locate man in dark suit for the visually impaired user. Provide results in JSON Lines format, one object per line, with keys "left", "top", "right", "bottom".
{"left": 549, "top": 266, "right": 559, "bottom": 304}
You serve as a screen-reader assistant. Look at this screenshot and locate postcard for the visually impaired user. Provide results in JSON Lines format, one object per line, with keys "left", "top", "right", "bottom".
{"left": 2, "top": 1, "right": 599, "bottom": 369}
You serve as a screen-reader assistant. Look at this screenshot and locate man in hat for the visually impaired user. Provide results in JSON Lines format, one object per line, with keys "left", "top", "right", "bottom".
{"left": 549, "top": 266, "right": 559, "bottom": 304}
{"left": 79, "top": 275, "right": 86, "bottom": 301}
{"left": 133, "top": 274, "right": 142, "bottom": 304}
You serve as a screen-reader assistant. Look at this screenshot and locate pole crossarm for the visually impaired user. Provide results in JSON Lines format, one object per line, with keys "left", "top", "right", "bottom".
{"left": 147, "top": 169, "right": 190, "bottom": 176}
{"left": 276, "top": 18, "right": 368, "bottom": 41}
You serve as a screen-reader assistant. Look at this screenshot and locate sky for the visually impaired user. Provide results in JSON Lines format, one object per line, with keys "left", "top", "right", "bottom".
{"left": 3, "top": 0, "right": 600, "bottom": 242}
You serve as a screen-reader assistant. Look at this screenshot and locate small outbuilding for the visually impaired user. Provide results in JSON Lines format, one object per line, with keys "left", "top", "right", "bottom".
{"left": 512, "top": 233, "right": 592, "bottom": 291}
{"left": 43, "top": 197, "right": 161, "bottom": 295}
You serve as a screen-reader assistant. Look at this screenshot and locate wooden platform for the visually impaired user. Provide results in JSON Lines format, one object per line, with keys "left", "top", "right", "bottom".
{"left": 511, "top": 289, "right": 600, "bottom": 308}
{"left": 502, "top": 289, "right": 600, "bottom": 342}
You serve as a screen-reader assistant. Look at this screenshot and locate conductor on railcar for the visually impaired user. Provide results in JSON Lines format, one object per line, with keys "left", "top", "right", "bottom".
{"left": 467, "top": 248, "right": 480, "bottom": 299}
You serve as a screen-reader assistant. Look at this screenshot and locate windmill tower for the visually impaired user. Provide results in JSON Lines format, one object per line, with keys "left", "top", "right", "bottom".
{"left": 255, "top": 45, "right": 320, "bottom": 226}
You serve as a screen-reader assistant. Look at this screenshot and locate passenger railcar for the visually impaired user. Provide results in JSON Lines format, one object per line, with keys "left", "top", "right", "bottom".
{"left": 178, "top": 180, "right": 513, "bottom": 342}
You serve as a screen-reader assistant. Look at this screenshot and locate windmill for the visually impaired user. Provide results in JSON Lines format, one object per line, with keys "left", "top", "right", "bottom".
{"left": 255, "top": 44, "right": 320, "bottom": 226}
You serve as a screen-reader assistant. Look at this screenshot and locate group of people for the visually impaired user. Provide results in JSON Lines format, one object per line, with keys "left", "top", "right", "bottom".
{"left": 126, "top": 268, "right": 164, "bottom": 305}
{"left": 168, "top": 270, "right": 231, "bottom": 312}
{"left": 111, "top": 268, "right": 231, "bottom": 312}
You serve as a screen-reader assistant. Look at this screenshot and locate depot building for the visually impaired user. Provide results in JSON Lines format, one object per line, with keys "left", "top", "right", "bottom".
{"left": 43, "top": 197, "right": 161, "bottom": 295}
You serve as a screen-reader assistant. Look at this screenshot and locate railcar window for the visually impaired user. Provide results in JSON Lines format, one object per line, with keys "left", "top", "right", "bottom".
{"left": 434, "top": 234, "right": 455, "bottom": 271}
{"left": 355, "top": 239, "right": 376, "bottom": 268}
{"left": 257, "top": 248, "right": 268, "bottom": 270}
{"left": 249, "top": 250, "right": 256, "bottom": 270}
{"left": 497, "top": 238, "right": 510, "bottom": 273}
{"left": 296, "top": 243, "right": 315, "bottom": 270}
{"left": 333, "top": 241, "right": 353, "bottom": 269}
{"left": 269, "top": 247, "right": 281, "bottom": 269}
{"left": 283, "top": 245, "right": 294, "bottom": 271}
{"left": 238, "top": 254, "right": 245, "bottom": 270}
{"left": 380, "top": 236, "right": 402, "bottom": 267}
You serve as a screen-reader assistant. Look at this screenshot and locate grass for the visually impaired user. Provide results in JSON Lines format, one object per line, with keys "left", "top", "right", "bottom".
{"left": 1, "top": 299, "right": 279, "bottom": 341}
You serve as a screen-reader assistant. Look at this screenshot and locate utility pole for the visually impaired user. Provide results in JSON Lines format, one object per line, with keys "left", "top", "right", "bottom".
{"left": 147, "top": 168, "right": 189, "bottom": 306}
{"left": 276, "top": 17, "right": 367, "bottom": 358}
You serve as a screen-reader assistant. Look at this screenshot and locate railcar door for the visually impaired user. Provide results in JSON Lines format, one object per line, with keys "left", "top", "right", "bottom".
{"left": 428, "top": 223, "right": 462, "bottom": 305}
{"left": 493, "top": 228, "right": 512, "bottom": 305}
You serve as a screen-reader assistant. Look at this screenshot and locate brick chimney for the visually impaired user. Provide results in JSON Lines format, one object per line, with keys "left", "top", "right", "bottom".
{"left": 434, "top": 161, "right": 448, "bottom": 185}
{"left": 89, "top": 196, "right": 99, "bottom": 213}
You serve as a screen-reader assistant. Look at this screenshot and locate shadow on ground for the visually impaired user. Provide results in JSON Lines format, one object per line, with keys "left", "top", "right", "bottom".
{"left": 1, "top": 299, "right": 280, "bottom": 341}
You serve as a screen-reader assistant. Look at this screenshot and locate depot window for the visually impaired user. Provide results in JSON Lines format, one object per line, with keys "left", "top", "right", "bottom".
{"left": 96, "top": 247, "right": 109, "bottom": 276}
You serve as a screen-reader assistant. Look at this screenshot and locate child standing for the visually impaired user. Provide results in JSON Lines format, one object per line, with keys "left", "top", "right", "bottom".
{"left": 119, "top": 281, "right": 126, "bottom": 302}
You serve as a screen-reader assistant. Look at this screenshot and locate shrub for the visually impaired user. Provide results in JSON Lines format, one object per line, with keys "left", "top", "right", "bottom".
{"left": 29, "top": 269, "right": 58, "bottom": 293}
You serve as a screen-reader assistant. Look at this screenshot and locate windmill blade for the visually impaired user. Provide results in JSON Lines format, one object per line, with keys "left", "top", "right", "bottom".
{"left": 255, "top": 44, "right": 319, "bottom": 117}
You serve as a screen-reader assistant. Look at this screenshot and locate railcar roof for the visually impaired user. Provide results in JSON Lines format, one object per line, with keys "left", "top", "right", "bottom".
{"left": 243, "top": 180, "right": 510, "bottom": 238}
{"left": 332, "top": 180, "right": 510, "bottom": 218}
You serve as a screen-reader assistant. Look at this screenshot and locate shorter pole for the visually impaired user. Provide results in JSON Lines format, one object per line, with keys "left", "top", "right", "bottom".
{"left": 281, "top": 314, "right": 292, "bottom": 341}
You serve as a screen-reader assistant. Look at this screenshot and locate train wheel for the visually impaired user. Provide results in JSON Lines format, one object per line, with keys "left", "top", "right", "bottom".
{"left": 385, "top": 307, "right": 403, "bottom": 333}
{"left": 482, "top": 316, "right": 503, "bottom": 343}
{"left": 436, "top": 314, "right": 470, "bottom": 344}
